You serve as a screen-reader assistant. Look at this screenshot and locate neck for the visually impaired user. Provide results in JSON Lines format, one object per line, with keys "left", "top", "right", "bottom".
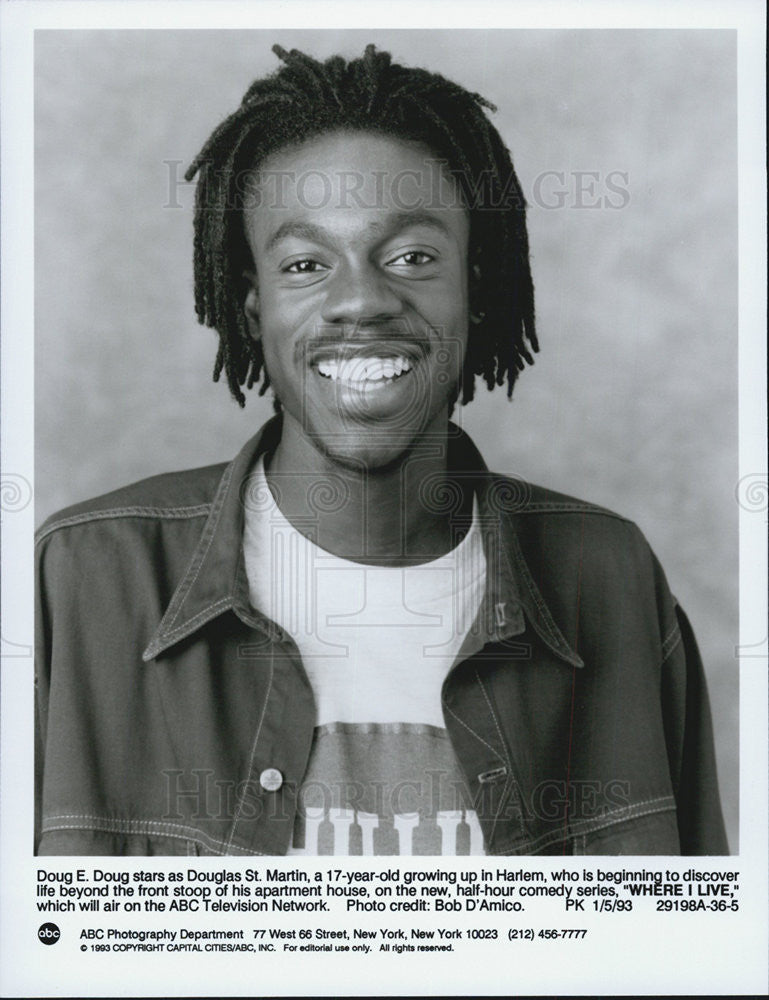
{"left": 265, "top": 412, "right": 472, "bottom": 566}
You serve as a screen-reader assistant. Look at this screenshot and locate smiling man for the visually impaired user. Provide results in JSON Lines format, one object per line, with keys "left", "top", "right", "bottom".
{"left": 35, "top": 45, "right": 727, "bottom": 856}
{"left": 242, "top": 131, "right": 473, "bottom": 564}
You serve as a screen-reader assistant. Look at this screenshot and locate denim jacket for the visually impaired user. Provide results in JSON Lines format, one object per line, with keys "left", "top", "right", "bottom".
{"left": 35, "top": 418, "right": 728, "bottom": 856}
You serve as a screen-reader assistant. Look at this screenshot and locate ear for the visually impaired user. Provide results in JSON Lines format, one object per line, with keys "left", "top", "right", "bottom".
{"left": 243, "top": 270, "right": 260, "bottom": 341}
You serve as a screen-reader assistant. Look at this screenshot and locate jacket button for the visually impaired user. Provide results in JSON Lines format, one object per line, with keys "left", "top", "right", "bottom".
{"left": 259, "top": 768, "right": 283, "bottom": 792}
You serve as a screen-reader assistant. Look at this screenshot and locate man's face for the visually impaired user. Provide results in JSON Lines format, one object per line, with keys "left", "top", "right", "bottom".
{"left": 242, "top": 130, "right": 470, "bottom": 471}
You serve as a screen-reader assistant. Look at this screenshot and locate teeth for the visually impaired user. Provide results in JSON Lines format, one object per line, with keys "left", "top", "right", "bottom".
{"left": 316, "top": 356, "right": 412, "bottom": 383}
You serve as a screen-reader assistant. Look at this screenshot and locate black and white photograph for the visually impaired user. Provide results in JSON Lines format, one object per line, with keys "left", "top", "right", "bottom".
{"left": 1, "top": 3, "right": 766, "bottom": 997}
{"left": 33, "top": 28, "right": 736, "bottom": 859}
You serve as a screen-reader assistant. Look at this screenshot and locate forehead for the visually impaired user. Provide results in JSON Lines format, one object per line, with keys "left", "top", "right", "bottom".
{"left": 244, "top": 130, "right": 468, "bottom": 245}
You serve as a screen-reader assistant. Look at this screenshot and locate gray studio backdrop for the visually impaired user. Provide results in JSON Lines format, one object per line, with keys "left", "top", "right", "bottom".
{"left": 35, "top": 29, "right": 738, "bottom": 850}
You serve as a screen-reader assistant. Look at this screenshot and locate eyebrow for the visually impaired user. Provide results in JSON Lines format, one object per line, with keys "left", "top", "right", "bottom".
{"left": 264, "top": 211, "right": 453, "bottom": 255}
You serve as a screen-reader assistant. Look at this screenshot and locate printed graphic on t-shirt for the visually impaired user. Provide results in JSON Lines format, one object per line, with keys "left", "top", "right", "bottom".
{"left": 244, "top": 457, "right": 488, "bottom": 856}
{"left": 287, "top": 722, "right": 485, "bottom": 856}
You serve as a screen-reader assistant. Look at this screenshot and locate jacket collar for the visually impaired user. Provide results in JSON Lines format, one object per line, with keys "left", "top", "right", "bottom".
{"left": 143, "top": 416, "right": 583, "bottom": 669}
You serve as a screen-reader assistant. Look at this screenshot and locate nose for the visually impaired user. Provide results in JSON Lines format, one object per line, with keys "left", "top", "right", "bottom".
{"left": 320, "top": 261, "right": 405, "bottom": 326}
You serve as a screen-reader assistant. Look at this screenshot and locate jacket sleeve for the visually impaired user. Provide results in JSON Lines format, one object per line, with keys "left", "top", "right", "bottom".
{"left": 660, "top": 599, "right": 729, "bottom": 855}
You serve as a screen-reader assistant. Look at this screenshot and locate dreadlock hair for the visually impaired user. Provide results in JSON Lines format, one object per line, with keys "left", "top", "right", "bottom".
{"left": 185, "top": 44, "right": 538, "bottom": 408}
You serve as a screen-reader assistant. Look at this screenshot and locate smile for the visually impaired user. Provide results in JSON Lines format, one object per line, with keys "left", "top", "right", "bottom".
{"left": 314, "top": 355, "right": 413, "bottom": 385}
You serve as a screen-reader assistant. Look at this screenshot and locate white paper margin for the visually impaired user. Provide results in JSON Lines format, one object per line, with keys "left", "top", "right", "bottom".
{"left": 1, "top": 1, "right": 766, "bottom": 996}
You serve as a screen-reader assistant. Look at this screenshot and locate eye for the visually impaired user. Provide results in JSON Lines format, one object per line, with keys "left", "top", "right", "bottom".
{"left": 283, "top": 258, "right": 326, "bottom": 274}
{"left": 386, "top": 250, "right": 435, "bottom": 268}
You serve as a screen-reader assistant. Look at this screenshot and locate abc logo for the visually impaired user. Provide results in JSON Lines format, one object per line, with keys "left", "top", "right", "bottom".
{"left": 38, "top": 922, "right": 61, "bottom": 945}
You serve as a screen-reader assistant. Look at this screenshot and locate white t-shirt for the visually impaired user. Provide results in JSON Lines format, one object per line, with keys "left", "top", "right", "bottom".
{"left": 243, "top": 457, "right": 487, "bottom": 855}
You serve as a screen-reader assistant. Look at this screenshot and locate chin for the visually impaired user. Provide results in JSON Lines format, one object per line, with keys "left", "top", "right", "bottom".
{"left": 308, "top": 424, "right": 427, "bottom": 475}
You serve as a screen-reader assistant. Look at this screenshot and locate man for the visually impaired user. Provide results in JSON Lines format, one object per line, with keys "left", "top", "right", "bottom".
{"left": 35, "top": 44, "right": 727, "bottom": 856}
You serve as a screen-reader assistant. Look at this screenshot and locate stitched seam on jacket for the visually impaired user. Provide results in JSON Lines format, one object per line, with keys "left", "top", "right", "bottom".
{"left": 502, "top": 534, "right": 563, "bottom": 648}
{"left": 155, "top": 598, "right": 232, "bottom": 644}
{"left": 35, "top": 505, "right": 211, "bottom": 544}
{"left": 225, "top": 649, "right": 276, "bottom": 852}
{"left": 486, "top": 797, "right": 677, "bottom": 855}
{"left": 443, "top": 702, "right": 506, "bottom": 762}
{"left": 491, "top": 798, "right": 677, "bottom": 855}
{"left": 520, "top": 571, "right": 560, "bottom": 646}
{"left": 570, "top": 833, "right": 587, "bottom": 855}
{"left": 40, "top": 816, "right": 262, "bottom": 856}
{"left": 475, "top": 669, "right": 524, "bottom": 841}
{"left": 510, "top": 502, "right": 632, "bottom": 521}
{"left": 660, "top": 620, "right": 683, "bottom": 662}
{"left": 164, "top": 462, "right": 235, "bottom": 631}
{"left": 567, "top": 796, "right": 676, "bottom": 836}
